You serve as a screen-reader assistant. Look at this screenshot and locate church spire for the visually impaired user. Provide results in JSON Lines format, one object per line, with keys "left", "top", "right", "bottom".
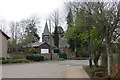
{"left": 42, "top": 22, "right": 50, "bottom": 36}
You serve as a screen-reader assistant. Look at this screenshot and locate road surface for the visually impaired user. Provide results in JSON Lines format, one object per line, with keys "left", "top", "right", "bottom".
{"left": 2, "top": 60, "right": 89, "bottom": 78}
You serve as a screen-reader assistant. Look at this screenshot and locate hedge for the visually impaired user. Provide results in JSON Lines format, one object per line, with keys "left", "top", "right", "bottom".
{"left": 26, "top": 54, "right": 44, "bottom": 61}
{"left": 2, "top": 59, "right": 29, "bottom": 64}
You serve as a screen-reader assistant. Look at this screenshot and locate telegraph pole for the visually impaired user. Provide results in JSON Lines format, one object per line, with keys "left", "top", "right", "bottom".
{"left": 49, "top": 19, "right": 52, "bottom": 60}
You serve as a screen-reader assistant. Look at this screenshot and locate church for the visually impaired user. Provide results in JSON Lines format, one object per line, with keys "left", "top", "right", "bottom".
{"left": 24, "top": 22, "right": 70, "bottom": 59}
{"left": 26, "top": 21, "right": 69, "bottom": 54}
{"left": 42, "top": 22, "right": 69, "bottom": 51}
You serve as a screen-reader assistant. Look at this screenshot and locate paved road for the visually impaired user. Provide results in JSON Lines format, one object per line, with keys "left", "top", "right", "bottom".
{"left": 2, "top": 60, "right": 89, "bottom": 78}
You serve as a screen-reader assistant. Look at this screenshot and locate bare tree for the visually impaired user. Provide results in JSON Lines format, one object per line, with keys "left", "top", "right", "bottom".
{"left": 49, "top": 9, "right": 60, "bottom": 27}
{"left": 0, "top": 19, "right": 7, "bottom": 33}
{"left": 8, "top": 21, "right": 20, "bottom": 52}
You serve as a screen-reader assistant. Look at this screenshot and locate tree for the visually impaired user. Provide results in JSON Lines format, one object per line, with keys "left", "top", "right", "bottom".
{"left": 24, "top": 19, "right": 40, "bottom": 44}
{"left": 8, "top": 16, "right": 40, "bottom": 53}
{"left": 50, "top": 10, "right": 61, "bottom": 48}
{"left": 65, "top": 8, "right": 76, "bottom": 52}
{"left": 66, "top": 8, "right": 73, "bottom": 26}
{"left": 53, "top": 24, "right": 59, "bottom": 47}
{"left": 65, "top": 1, "right": 120, "bottom": 75}
{"left": 8, "top": 22, "right": 20, "bottom": 52}
{"left": 89, "top": 2, "right": 120, "bottom": 75}
{"left": 0, "top": 19, "right": 7, "bottom": 33}
{"left": 50, "top": 9, "right": 61, "bottom": 27}
{"left": 57, "top": 26, "right": 64, "bottom": 38}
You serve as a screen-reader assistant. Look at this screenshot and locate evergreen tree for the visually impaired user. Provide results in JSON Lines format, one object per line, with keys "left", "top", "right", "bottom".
{"left": 67, "top": 8, "right": 73, "bottom": 26}
{"left": 53, "top": 24, "right": 59, "bottom": 47}
{"left": 66, "top": 8, "right": 75, "bottom": 51}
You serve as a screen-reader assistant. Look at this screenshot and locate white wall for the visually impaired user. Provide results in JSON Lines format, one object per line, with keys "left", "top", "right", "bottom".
{"left": 41, "top": 49, "right": 49, "bottom": 54}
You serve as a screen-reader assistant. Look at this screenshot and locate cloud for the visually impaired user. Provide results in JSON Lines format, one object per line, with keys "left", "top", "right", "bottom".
{"left": 0, "top": 0, "right": 63, "bottom": 21}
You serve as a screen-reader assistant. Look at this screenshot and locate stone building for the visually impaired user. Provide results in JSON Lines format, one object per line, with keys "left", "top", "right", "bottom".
{"left": 0, "top": 30, "right": 10, "bottom": 57}
{"left": 42, "top": 22, "right": 51, "bottom": 44}
{"left": 42, "top": 22, "right": 69, "bottom": 50}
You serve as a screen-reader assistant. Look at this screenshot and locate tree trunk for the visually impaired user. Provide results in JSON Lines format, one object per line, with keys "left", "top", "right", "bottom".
{"left": 101, "top": 52, "right": 107, "bottom": 67}
{"left": 106, "top": 43, "right": 112, "bottom": 76}
{"left": 93, "top": 52, "right": 101, "bottom": 67}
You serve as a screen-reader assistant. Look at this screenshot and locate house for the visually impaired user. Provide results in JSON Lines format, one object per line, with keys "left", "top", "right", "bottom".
{"left": 26, "top": 42, "right": 52, "bottom": 54}
{"left": 0, "top": 30, "right": 10, "bottom": 57}
{"left": 26, "top": 42, "right": 58, "bottom": 59}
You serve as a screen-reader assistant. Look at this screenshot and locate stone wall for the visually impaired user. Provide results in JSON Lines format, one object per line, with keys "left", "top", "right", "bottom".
{"left": 113, "top": 54, "right": 120, "bottom": 66}
{"left": 41, "top": 53, "right": 59, "bottom": 60}
{"left": 0, "top": 32, "right": 8, "bottom": 57}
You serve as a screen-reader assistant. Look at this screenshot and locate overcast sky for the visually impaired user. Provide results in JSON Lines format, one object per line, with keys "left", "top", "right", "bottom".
{"left": 0, "top": 0, "right": 67, "bottom": 41}
{"left": 0, "top": 0, "right": 64, "bottom": 21}
{"left": 0, "top": 0, "right": 118, "bottom": 41}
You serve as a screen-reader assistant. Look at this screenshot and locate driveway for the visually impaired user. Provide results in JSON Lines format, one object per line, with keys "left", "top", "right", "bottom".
{"left": 2, "top": 60, "right": 89, "bottom": 78}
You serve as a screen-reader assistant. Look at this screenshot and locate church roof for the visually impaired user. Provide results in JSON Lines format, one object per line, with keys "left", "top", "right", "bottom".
{"left": 42, "top": 22, "right": 50, "bottom": 36}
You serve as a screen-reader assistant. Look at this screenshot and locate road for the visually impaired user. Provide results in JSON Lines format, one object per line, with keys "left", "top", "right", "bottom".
{"left": 2, "top": 60, "right": 89, "bottom": 78}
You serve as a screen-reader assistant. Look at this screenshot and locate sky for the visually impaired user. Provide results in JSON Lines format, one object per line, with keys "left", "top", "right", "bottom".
{"left": 0, "top": 0, "right": 118, "bottom": 41}
{"left": 0, "top": 0, "right": 66, "bottom": 41}
{"left": 0, "top": 0, "right": 64, "bottom": 21}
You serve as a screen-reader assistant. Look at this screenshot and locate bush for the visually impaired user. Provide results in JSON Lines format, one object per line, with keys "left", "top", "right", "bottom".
{"left": 84, "top": 66, "right": 107, "bottom": 77}
{"left": 26, "top": 54, "right": 44, "bottom": 61}
{"left": 58, "top": 58, "right": 64, "bottom": 61}
{"left": 0, "top": 57, "right": 5, "bottom": 60}
{"left": 111, "top": 65, "right": 120, "bottom": 79}
{"left": 12, "top": 56, "right": 24, "bottom": 59}
{"left": 28, "top": 48, "right": 37, "bottom": 54}
{"left": 2, "top": 59, "right": 29, "bottom": 64}
{"left": 2, "top": 56, "right": 24, "bottom": 60}
{"left": 6, "top": 57, "right": 12, "bottom": 59}
{"left": 2, "top": 59, "right": 9, "bottom": 64}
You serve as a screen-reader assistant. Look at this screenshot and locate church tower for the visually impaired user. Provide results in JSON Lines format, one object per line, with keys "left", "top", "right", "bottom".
{"left": 42, "top": 22, "right": 50, "bottom": 44}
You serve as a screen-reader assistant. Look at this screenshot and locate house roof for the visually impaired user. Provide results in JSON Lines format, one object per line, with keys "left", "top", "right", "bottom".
{"left": 42, "top": 22, "right": 50, "bottom": 36}
{"left": 0, "top": 29, "right": 10, "bottom": 39}
{"left": 26, "top": 42, "right": 50, "bottom": 47}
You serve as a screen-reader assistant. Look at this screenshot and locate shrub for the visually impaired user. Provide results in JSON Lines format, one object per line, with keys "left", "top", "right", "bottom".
{"left": 0, "top": 57, "right": 5, "bottom": 60}
{"left": 92, "top": 66, "right": 107, "bottom": 77}
{"left": 4, "top": 56, "right": 24, "bottom": 60}
{"left": 28, "top": 48, "right": 37, "bottom": 54}
{"left": 6, "top": 57, "right": 12, "bottom": 59}
{"left": 2, "top": 59, "right": 29, "bottom": 64}
{"left": 58, "top": 58, "right": 64, "bottom": 61}
{"left": 2, "top": 59, "right": 9, "bottom": 64}
{"left": 84, "top": 66, "right": 107, "bottom": 77}
{"left": 26, "top": 54, "right": 44, "bottom": 61}
{"left": 111, "top": 65, "right": 120, "bottom": 79}
{"left": 12, "top": 56, "right": 24, "bottom": 59}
